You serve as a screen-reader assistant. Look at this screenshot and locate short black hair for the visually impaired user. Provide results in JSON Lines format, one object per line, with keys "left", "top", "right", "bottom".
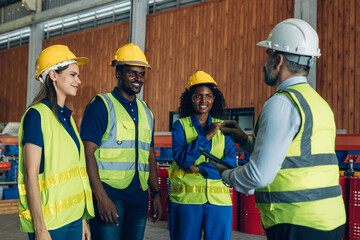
{"left": 115, "top": 64, "right": 126, "bottom": 75}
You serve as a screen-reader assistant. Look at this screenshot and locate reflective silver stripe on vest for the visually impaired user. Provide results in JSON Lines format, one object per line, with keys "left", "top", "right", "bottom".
{"left": 97, "top": 161, "right": 149, "bottom": 172}
{"left": 255, "top": 185, "right": 342, "bottom": 204}
{"left": 138, "top": 162, "right": 150, "bottom": 172}
{"left": 138, "top": 100, "right": 154, "bottom": 134}
{"left": 282, "top": 154, "right": 339, "bottom": 169}
{"left": 98, "top": 161, "right": 135, "bottom": 170}
{"left": 255, "top": 87, "right": 341, "bottom": 204}
{"left": 99, "top": 94, "right": 118, "bottom": 148}
{"left": 98, "top": 94, "right": 152, "bottom": 151}
{"left": 280, "top": 88, "right": 338, "bottom": 169}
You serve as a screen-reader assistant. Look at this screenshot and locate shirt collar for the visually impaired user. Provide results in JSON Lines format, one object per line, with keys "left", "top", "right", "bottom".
{"left": 190, "top": 113, "right": 212, "bottom": 127}
{"left": 111, "top": 87, "right": 137, "bottom": 105}
{"left": 42, "top": 99, "right": 73, "bottom": 118}
{"left": 276, "top": 76, "right": 308, "bottom": 91}
{"left": 58, "top": 104, "right": 72, "bottom": 118}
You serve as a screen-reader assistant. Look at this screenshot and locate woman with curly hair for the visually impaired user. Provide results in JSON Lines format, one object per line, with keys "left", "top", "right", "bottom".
{"left": 168, "top": 71, "right": 236, "bottom": 240}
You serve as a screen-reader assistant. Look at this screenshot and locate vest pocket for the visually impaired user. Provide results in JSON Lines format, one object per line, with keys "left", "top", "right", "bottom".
{"left": 98, "top": 149, "right": 126, "bottom": 179}
{"left": 139, "top": 127, "right": 151, "bottom": 143}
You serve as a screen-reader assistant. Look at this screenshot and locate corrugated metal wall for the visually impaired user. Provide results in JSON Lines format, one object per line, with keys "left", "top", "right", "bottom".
{"left": 3, "top": 2, "right": 31, "bottom": 23}
{"left": 42, "top": 0, "right": 80, "bottom": 11}
{"left": 317, "top": 0, "right": 360, "bottom": 134}
{"left": 0, "top": 0, "right": 359, "bottom": 134}
{"left": 0, "top": 45, "right": 28, "bottom": 122}
{"left": 42, "top": 21, "right": 130, "bottom": 126}
{"left": 144, "top": 0, "right": 293, "bottom": 131}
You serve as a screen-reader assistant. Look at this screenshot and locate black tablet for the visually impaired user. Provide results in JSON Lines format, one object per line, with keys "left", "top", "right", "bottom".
{"left": 198, "top": 147, "right": 234, "bottom": 169}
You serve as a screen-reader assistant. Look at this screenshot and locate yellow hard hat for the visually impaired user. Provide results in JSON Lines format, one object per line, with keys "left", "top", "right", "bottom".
{"left": 35, "top": 45, "right": 89, "bottom": 81}
{"left": 185, "top": 71, "right": 218, "bottom": 89}
{"left": 110, "top": 43, "right": 151, "bottom": 68}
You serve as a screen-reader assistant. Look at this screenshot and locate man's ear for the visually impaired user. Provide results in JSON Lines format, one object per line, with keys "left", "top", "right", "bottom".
{"left": 48, "top": 70, "right": 57, "bottom": 82}
{"left": 275, "top": 54, "right": 285, "bottom": 71}
{"left": 115, "top": 70, "right": 121, "bottom": 80}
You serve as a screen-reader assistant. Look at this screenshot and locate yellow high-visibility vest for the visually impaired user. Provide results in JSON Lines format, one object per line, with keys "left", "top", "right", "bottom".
{"left": 94, "top": 93, "right": 154, "bottom": 190}
{"left": 168, "top": 116, "right": 232, "bottom": 205}
{"left": 254, "top": 83, "right": 346, "bottom": 231}
{"left": 18, "top": 103, "right": 94, "bottom": 232}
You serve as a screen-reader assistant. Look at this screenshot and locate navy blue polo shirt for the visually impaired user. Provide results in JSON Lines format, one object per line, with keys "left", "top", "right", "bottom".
{"left": 22, "top": 100, "right": 80, "bottom": 174}
{"left": 80, "top": 87, "right": 154, "bottom": 206}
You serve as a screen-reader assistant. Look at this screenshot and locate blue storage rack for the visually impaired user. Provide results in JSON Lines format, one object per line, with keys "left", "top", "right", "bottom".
{"left": 337, "top": 150, "right": 360, "bottom": 171}
{"left": 3, "top": 187, "right": 19, "bottom": 200}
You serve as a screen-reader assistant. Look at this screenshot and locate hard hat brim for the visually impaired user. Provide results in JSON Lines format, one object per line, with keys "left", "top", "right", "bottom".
{"left": 76, "top": 57, "right": 89, "bottom": 66}
{"left": 256, "top": 40, "right": 321, "bottom": 57}
{"left": 256, "top": 40, "right": 271, "bottom": 48}
{"left": 110, "top": 61, "right": 151, "bottom": 69}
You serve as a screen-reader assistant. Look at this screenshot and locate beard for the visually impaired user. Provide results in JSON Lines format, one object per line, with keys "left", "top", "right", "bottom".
{"left": 117, "top": 77, "right": 142, "bottom": 96}
{"left": 263, "top": 66, "right": 278, "bottom": 86}
{"left": 123, "top": 82, "right": 142, "bottom": 95}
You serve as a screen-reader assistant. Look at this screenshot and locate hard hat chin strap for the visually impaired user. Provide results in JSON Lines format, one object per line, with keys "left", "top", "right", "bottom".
{"left": 281, "top": 52, "right": 316, "bottom": 67}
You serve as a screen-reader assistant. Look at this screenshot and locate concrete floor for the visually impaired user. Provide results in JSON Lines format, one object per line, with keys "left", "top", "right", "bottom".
{"left": 0, "top": 213, "right": 267, "bottom": 240}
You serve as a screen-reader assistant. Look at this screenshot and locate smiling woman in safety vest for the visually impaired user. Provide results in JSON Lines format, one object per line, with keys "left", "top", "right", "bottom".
{"left": 17, "top": 45, "right": 94, "bottom": 240}
{"left": 168, "top": 71, "right": 237, "bottom": 240}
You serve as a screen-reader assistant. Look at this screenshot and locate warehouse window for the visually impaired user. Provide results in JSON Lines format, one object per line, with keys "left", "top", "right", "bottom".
{"left": 0, "top": 0, "right": 206, "bottom": 50}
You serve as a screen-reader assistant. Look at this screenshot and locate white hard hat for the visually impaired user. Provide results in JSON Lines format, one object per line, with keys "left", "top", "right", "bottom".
{"left": 257, "top": 18, "right": 321, "bottom": 58}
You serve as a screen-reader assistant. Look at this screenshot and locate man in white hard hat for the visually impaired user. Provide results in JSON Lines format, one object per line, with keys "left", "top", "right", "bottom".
{"left": 80, "top": 43, "right": 162, "bottom": 240}
{"left": 215, "top": 19, "right": 346, "bottom": 240}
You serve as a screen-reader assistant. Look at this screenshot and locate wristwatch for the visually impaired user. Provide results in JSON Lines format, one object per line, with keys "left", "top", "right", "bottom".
{"left": 222, "top": 180, "right": 232, "bottom": 188}
{"left": 151, "top": 190, "right": 162, "bottom": 199}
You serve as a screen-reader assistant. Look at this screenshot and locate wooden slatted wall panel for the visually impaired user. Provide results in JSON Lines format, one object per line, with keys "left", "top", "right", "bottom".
{"left": 0, "top": 45, "right": 28, "bottom": 122}
{"left": 145, "top": 0, "right": 293, "bottom": 132}
{"left": 317, "top": 0, "right": 360, "bottom": 134}
{"left": 43, "top": 21, "right": 130, "bottom": 127}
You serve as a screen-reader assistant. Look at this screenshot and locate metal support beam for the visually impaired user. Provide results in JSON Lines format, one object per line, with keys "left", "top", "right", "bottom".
{"left": 36, "top": 0, "right": 42, "bottom": 13}
{"left": 130, "top": 0, "right": 148, "bottom": 100}
{"left": 294, "top": 0, "right": 317, "bottom": 90}
{"left": 0, "top": 0, "right": 116, "bottom": 34}
{"left": 26, "top": 23, "right": 42, "bottom": 107}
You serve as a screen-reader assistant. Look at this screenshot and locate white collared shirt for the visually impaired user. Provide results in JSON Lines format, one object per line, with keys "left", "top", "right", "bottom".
{"left": 222, "top": 76, "right": 307, "bottom": 194}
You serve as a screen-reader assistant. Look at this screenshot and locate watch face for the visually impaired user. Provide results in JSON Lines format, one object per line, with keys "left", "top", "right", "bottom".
{"left": 151, "top": 190, "right": 162, "bottom": 198}
{"left": 222, "top": 181, "right": 232, "bottom": 188}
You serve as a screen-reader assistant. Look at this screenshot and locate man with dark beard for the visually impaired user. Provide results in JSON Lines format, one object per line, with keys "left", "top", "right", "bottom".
{"left": 214, "top": 19, "right": 346, "bottom": 240}
{"left": 80, "top": 43, "right": 162, "bottom": 240}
